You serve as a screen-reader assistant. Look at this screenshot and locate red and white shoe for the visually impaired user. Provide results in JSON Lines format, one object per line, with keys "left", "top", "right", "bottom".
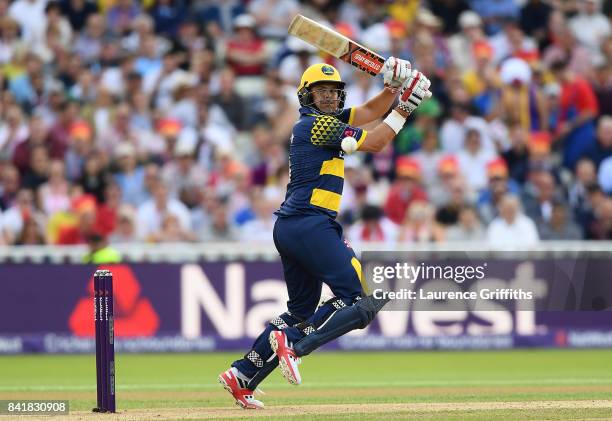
{"left": 269, "top": 330, "right": 302, "bottom": 385}
{"left": 218, "top": 368, "right": 264, "bottom": 409}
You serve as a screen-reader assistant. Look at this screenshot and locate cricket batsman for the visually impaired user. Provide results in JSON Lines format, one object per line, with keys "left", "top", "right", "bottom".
{"left": 219, "top": 58, "right": 431, "bottom": 409}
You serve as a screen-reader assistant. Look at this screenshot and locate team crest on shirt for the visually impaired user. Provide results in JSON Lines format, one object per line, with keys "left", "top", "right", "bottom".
{"left": 321, "top": 65, "right": 335, "bottom": 75}
{"left": 343, "top": 128, "right": 356, "bottom": 137}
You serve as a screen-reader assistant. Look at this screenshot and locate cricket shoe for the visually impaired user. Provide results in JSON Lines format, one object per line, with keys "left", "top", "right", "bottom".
{"left": 269, "top": 330, "right": 302, "bottom": 385}
{"left": 218, "top": 368, "right": 264, "bottom": 409}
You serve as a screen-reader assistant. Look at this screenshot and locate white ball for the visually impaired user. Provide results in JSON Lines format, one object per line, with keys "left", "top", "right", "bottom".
{"left": 341, "top": 136, "right": 358, "bottom": 154}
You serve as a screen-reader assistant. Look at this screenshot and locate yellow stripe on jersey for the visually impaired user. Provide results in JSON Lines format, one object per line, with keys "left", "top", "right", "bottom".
{"left": 348, "top": 107, "right": 356, "bottom": 125}
{"left": 351, "top": 257, "right": 369, "bottom": 294}
{"left": 356, "top": 130, "right": 368, "bottom": 150}
{"left": 310, "top": 188, "right": 342, "bottom": 212}
{"left": 319, "top": 158, "right": 344, "bottom": 178}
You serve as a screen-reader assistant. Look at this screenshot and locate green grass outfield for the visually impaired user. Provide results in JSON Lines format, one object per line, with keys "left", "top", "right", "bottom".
{"left": 1, "top": 350, "right": 612, "bottom": 420}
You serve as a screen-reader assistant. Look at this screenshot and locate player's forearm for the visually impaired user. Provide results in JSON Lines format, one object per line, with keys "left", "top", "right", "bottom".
{"left": 358, "top": 107, "right": 408, "bottom": 153}
{"left": 366, "top": 87, "right": 397, "bottom": 116}
{"left": 353, "top": 87, "right": 397, "bottom": 126}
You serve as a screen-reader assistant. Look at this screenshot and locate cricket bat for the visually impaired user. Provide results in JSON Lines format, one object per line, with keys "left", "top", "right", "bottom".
{"left": 288, "top": 14, "right": 385, "bottom": 76}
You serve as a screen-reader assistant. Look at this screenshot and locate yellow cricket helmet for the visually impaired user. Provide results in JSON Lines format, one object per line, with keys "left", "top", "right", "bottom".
{"left": 297, "top": 63, "right": 346, "bottom": 114}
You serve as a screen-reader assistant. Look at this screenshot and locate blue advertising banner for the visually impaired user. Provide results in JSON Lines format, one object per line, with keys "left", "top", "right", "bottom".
{"left": 0, "top": 261, "right": 611, "bottom": 354}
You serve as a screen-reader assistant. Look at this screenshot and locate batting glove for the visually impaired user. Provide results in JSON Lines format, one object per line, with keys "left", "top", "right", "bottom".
{"left": 382, "top": 57, "right": 412, "bottom": 90}
{"left": 397, "top": 70, "right": 432, "bottom": 115}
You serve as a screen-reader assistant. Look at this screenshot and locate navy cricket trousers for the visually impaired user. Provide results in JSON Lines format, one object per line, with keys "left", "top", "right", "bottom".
{"left": 273, "top": 214, "right": 365, "bottom": 321}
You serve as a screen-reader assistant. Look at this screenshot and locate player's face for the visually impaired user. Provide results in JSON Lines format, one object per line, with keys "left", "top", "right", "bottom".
{"left": 311, "top": 83, "right": 341, "bottom": 114}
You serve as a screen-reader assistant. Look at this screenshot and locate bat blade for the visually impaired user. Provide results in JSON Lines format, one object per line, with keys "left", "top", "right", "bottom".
{"left": 288, "top": 14, "right": 386, "bottom": 76}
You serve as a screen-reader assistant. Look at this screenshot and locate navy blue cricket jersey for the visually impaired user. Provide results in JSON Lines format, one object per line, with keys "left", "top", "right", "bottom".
{"left": 275, "top": 107, "right": 367, "bottom": 219}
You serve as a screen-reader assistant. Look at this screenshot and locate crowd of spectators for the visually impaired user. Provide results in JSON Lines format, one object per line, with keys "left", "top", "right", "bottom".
{"left": 0, "top": 0, "right": 611, "bottom": 247}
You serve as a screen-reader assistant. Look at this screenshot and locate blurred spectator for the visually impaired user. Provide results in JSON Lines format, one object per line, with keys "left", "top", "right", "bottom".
{"left": 175, "top": 18, "right": 209, "bottom": 53}
{"left": 448, "top": 10, "right": 486, "bottom": 71}
{"left": 539, "top": 202, "right": 583, "bottom": 240}
{"left": 522, "top": 171, "right": 566, "bottom": 224}
{"left": 499, "top": 58, "right": 548, "bottom": 132}
{"left": 490, "top": 18, "right": 538, "bottom": 64}
{"left": 56, "top": 194, "right": 98, "bottom": 244}
{"left": 253, "top": 73, "right": 297, "bottom": 143}
{"left": 60, "top": 0, "right": 98, "bottom": 32}
{"left": 149, "top": 0, "right": 187, "bottom": 37}
{"left": 83, "top": 233, "right": 121, "bottom": 265}
{"left": 78, "top": 154, "right": 108, "bottom": 203}
{"left": 592, "top": 61, "right": 612, "bottom": 116}
{"left": 121, "top": 14, "right": 158, "bottom": 54}
{"left": 430, "top": 0, "right": 471, "bottom": 35}
{"left": 440, "top": 101, "right": 496, "bottom": 154}
{"left": 98, "top": 103, "right": 160, "bottom": 157}
{"left": 398, "top": 200, "right": 444, "bottom": 243}
{"left": 15, "top": 217, "right": 46, "bottom": 245}
{"left": 347, "top": 205, "right": 398, "bottom": 246}
{"left": 199, "top": 200, "right": 238, "bottom": 241}
{"left": 1, "top": 188, "right": 45, "bottom": 244}
{"left": 106, "top": 0, "right": 140, "bottom": 36}
{"left": 113, "top": 143, "right": 147, "bottom": 206}
{"left": 38, "top": 159, "right": 71, "bottom": 215}
{"left": 240, "top": 192, "right": 276, "bottom": 241}
{"left": 0, "top": 164, "right": 20, "bottom": 210}
{"left": 44, "top": 1, "right": 72, "bottom": 50}
{"left": 428, "top": 155, "right": 462, "bottom": 206}
{"left": 0, "top": 105, "right": 29, "bottom": 161}
{"left": 212, "top": 67, "right": 249, "bottom": 131}
{"left": 502, "top": 124, "right": 530, "bottom": 184}
{"left": 477, "top": 158, "right": 521, "bottom": 223}
{"left": 446, "top": 205, "right": 486, "bottom": 241}
{"left": 46, "top": 100, "right": 80, "bottom": 159}
{"left": 279, "top": 37, "right": 318, "bottom": 86}
{"left": 550, "top": 58, "right": 599, "bottom": 169}
{"left": 568, "top": 0, "right": 611, "bottom": 63}
{"left": 0, "top": 17, "right": 22, "bottom": 65}
{"left": 82, "top": 231, "right": 121, "bottom": 263}
{"left": 247, "top": 0, "right": 298, "bottom": 40}
{"left": 22, "top": 145, "right": 49, "bottom": 190}
{"left": 135, "top": 179, "right": 191, "bottom": 241}
{"left": 109, "top": 204, "right": 137, "bottom": 243}
{"left": 412, "top": 127, "right": 443, "bottom": 191}
{"left": 587, "top": 195, "right": 612, "bottom": 239}
{"left": 161, "top": 128, "right": 206, "bottom": 202}
{"left": 73, "top": 13, "right": 106, "bottom": 64}
{"left": 167, "top": 76, "right": 198, "bottom": 128}
{"left": 598, "top": 155, "right": 612, "bottom": 193}
{"left": 581, "top": 115, "right": 612, "bottom": 167}
{"left": 435, "top": 177, "right": 470, "bottom": 226}
{"left": 569, "top": 158, "right": 598, "bottom": 222}
{"left": 225, "top": 14, "right": 267, "bottom": 77}
{"left": 470, "top": 0, "right": 519, "bottom": 36}
{"left": 8, "top": 0, "right": 48, "bottom": 48}
{"left": 487, "top": 194, "right": 540, "bottom": 247}
{"left": 345, "top": 69, "right": 381, "bottom": 109}
{"left": 520, "top": 0, "right": 553, "bottom": 44}
{"left": 543, "top": 23, "right": 593, "bottom": 77}
{"left": 462, "top": 40, "right": 500, "bottom": 119}
{"left": 151, "top": 213, "right": 195, "bottom": 243}
{"left": 94, "top": 181, "right": 121, "bottom": 236}
{"left": 64, "top": 120, "right": 94, "bottom": 180}
{"left": 384, "top": 157, "right": 428, "bottom": 225}
{"left": 457, "top": 128, "right": 497, "bottom": 192}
